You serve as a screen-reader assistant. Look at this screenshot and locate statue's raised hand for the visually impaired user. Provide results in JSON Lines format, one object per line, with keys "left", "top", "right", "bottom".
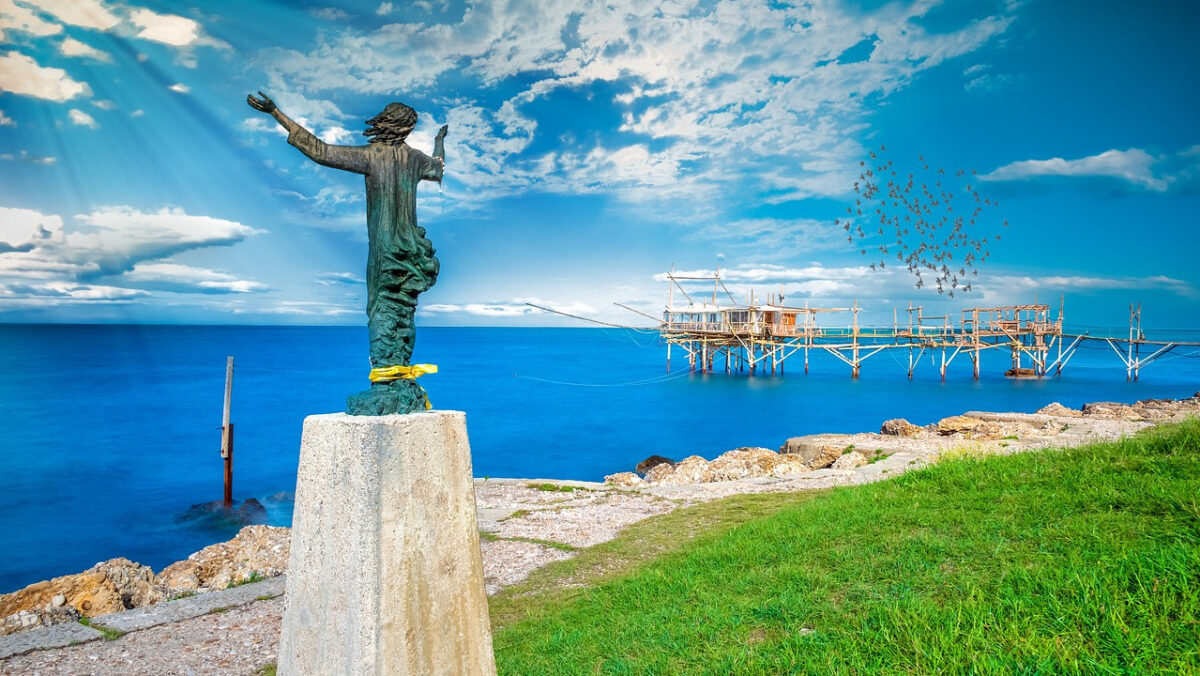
{"left": 247, "top": 91, "right": 276, "bottom": 114}
{"left": 436, "top": 124, "right": 448, "bottom": 140}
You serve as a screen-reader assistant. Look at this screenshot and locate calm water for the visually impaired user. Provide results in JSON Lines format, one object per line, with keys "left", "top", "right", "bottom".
{"left": 0, "top": 324, "right": 1197, "bottom": 590}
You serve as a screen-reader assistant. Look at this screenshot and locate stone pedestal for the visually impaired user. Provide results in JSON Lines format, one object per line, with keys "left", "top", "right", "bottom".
{"left": 278, "top": 411, "right": 496, "bottom": 676}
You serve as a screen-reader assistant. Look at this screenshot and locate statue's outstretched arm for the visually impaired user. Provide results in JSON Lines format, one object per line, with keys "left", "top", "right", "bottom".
{"left": 247, "top": 91, "right": 369, "bottom": 175}
{"left": 420, "top": 125, "right": 448, "bottom": 183}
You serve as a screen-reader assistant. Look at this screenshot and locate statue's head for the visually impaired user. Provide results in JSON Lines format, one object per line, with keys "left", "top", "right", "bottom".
{"left": 364, "top": 102, "right": 417, "bottom": 145}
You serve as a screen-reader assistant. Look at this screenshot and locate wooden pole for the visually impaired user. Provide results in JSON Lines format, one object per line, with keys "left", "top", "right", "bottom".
{"left": 221, "top": 356, "right": 234, "bottom": 507}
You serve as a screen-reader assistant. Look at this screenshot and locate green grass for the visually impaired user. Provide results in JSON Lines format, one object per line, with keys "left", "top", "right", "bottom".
{"left": 492, "top": 420, "right": 1200, "bottom": 675}
{"left": 867, "top": 449, "right": 893, "bottom": 464}
{"left": 225, "top": 571, "right": 265, "bottom": 589}
{"left": 77, "top": 617, "right": 126, "bottom": 641}
{"left": 254, "top": 664, "right": 277, "bottom": 676}
{"left": 480, "top": 529, "right": 577, "bottom": 552}
{"left": 528, "top": 482, "right": 587, "bottom": 492}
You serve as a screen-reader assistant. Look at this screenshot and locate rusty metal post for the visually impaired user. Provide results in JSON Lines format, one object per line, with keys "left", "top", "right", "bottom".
{"left": 221, "top": 356, "right": 234, "bottom": 507}
{"left": 223, "top": 423, "right": 234, "bottom": 506}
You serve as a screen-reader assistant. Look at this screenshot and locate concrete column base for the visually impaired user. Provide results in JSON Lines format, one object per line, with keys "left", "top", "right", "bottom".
{"left": 278, "top": 411, "right": 496, "bottom": 676}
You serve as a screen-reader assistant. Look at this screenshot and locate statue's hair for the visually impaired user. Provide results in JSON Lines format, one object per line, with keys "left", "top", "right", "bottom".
{"left": 363, "top": 102, "right": 417, "bottom": 145}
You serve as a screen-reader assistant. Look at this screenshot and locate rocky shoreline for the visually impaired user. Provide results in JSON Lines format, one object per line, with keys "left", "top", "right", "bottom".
{"left": 1, "top": 394, "right": 1197, "bottom": 674}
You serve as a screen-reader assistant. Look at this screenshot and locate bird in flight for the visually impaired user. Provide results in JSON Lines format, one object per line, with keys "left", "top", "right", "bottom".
{"left": 843, "top": 147, "right": 1008, "bottom": 294}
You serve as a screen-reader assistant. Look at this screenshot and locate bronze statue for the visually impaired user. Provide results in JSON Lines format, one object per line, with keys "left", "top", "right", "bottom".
{"left": 247, "top": 92, "right": 448, "bottom": 415}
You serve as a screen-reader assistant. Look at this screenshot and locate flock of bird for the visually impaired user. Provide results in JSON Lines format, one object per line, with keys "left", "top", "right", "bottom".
{"left": 836, "top": 146, "right": 1007, "bottom": 297}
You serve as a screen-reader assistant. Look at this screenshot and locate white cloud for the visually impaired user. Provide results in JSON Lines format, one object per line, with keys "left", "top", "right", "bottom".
{"left": 240, "top": 300, "right": 356, "bottom": 316}
{"left": 253, "top": 0, "right": 1015, "bottom": 216}
{"left": 25, "top": 0, "right": 118, "bottom": 30}
{"left": 691, "top": 218, "right": 846, "bottom": 260}
{"left": 128, "top": 7, "right": 227, "bottom": 49}
{"left": 316, "top": 271, "right": 364, "bottom": 286}
{"left": 376, "top": 2, "right": 393, "bottom": 16}
{"left": 0, "top": 205, "right": 267, "bottom": 307}
{"left": 68, "top": 108, "right": 97, "bottom": 128}
{"left": 124, "top": 262, "right": 267, "bottom": 294}
{"left": 0, "top": 206, "right": 62, "bottom": 252}
{"left": 92, "top": 99, "right": 115, "bottom": 110}
{"left": 68, "top": 206, "right": 265, "bottom": 276}
{"left": 420, "top": 297, "right": 596, "bottom": 318}
{"left": 310, "top": 7, "right": 350, "bottom": 22}
{"left": 0, "top": 109, "right": 13, "bottom": 126}
{"left": 60, "top": 36, "right": 110, "bottom": 61}
{"left": 0, "top": 50, "right": 90, "bottom": 101}
{"left": 168, "top": 82, "right": 190, "bottom": 94}
{"left": 989, "top": 273, "right": 1196, "bottom": 298}
{"left": 0, "top": 150, "right": 55, "bottom": 164}
{"left": 318, "top": 126, "right": 353, "bottom": 144}
{"left": 658, "top": 264, "right": 870, "bottom": 285}
{"left": 130, "top": 108, "right": 144, "bottom": 117}
{"left": 0, "top": 0, "right": 63, "bottom": 40}
{"left": 421, "top": 302, "right": 536, "bottom": 317}
{"left": 128, "top": 7, "right": 198, "bottom": 46}
{"left": 981, "top": 148, "right": 1168, "bottom": 191}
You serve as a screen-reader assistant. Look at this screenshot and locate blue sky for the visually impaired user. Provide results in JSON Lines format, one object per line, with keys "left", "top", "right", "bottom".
{"left": 0, "top": 0, "right": 1197, "bottom": 328}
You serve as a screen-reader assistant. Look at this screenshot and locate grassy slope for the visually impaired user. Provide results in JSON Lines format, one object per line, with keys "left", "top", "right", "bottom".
{"left": 492, "top": 421, "right": 1200, "bottom": 675}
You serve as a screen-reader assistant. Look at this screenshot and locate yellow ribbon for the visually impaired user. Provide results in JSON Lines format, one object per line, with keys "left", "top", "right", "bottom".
{"left": 368, "top": 364, "right": 438, "bottom": 410}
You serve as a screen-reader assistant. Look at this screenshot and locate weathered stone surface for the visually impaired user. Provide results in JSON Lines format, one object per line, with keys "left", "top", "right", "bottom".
{"left": 634, "top": 455, "right": 675, "bottom": 477}
{"left": 936, "top": 415, "right": 986, "bottom": 435}
{"left": 1081, "top": 401, "right": 1142, "bottom": 420}
{"left": 643, "top": 462, "right": 676, "bottom": 484}
{"left": 779, "top": 437, "right": 844, "bottom": 469}
{"left": 770, "top": 454, "right": 814, "bottom": 477}
{"left": 91, "top": 558, "right": 164, "bottom": 611}
{"left": 100, "top": 576, "right": 285, "bottom": 635}
{"left": 604, "top": 471, "right": 645, "bottom": 488}
{"left": 880, "top": 418, "right": 924, "bottom": 436}
{"left": 656, "top": 455, "right": 712, "bottom": 486}
{"left": 0, "top": 567, "right": 125, "bottom": 621}
{"left": 832, "top": 451, "right": 868, "bottom": 470}
{"left": 0, "top": 617, "right": 101, "bottom": 659}
{"left": 0, "top": 607, "right": 81, "bottom": 636}
{"left": 709, "top": 447, "right": 782, "bottom": 481}
{"left": 1036, "top": 402, "right": 1082, "bottom": 417}
{"left": 279, "top": 411, "right": 496, "bottom": 676}
{"left": 159, "top": 526, "right": 290, "bottom": 593}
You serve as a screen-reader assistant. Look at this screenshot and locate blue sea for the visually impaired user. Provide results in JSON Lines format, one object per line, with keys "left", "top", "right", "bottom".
{"left": 0, "top": 324, "right": 1198, "bottom": 591}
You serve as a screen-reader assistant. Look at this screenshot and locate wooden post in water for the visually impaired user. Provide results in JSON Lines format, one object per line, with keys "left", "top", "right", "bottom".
{"left": 221, "top": 356, "right": 234, "bottom": 507}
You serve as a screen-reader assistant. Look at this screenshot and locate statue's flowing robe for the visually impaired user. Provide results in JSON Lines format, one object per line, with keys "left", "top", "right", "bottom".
{"left": 287, "top": 126, "right": 442, "bottom": 367}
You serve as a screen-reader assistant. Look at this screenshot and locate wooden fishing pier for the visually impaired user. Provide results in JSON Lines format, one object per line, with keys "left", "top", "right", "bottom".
{"left": 657, "top": 272, "right": 1198, "bottom": 381}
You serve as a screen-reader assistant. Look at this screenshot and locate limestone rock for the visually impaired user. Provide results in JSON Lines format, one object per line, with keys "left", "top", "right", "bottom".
{"left": 779, "top": 437, "right": 844, "bottom": 469}
{"left": 936, "top": 415, "right": 985, "bottom": 435}
{"left": 643, "top": 462, "right": 676, "bottom": 484}
{"left": 604, "top": 471, "right": 645, "bottom": 488}
{"left": 0, "top": 606, "right": 81, "bottom": 636}
{"left": 1036, "top": 402, "right": 1082, "bottom": 417}
{"left": 880, "top": 418, "right": 924, "bottom": 437}
{"left": 159, "top": 525, "right": 290, "bottom": 593}
{"left": 655, "top": 456, "right": 712, "bottom": 486}
{"left": 832, "top": 451, "right": 868, "bottom": 470}
{"left": 0, "top": 563, "right": 137, "bottom": 621}
{"left": 634, "top": 455, "right": 674, "bottom": 477}
{"left": 770, "top": 454, "right": 814, "bottom": 477}
{"left": 1081, "top": 401, "right": 1141, "bottom": 420}
{"left": 91, "top": 558, "right": 164, "bottom": 610}
{"left": 708, "top": 447, "right": 781, "bottom": 482}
